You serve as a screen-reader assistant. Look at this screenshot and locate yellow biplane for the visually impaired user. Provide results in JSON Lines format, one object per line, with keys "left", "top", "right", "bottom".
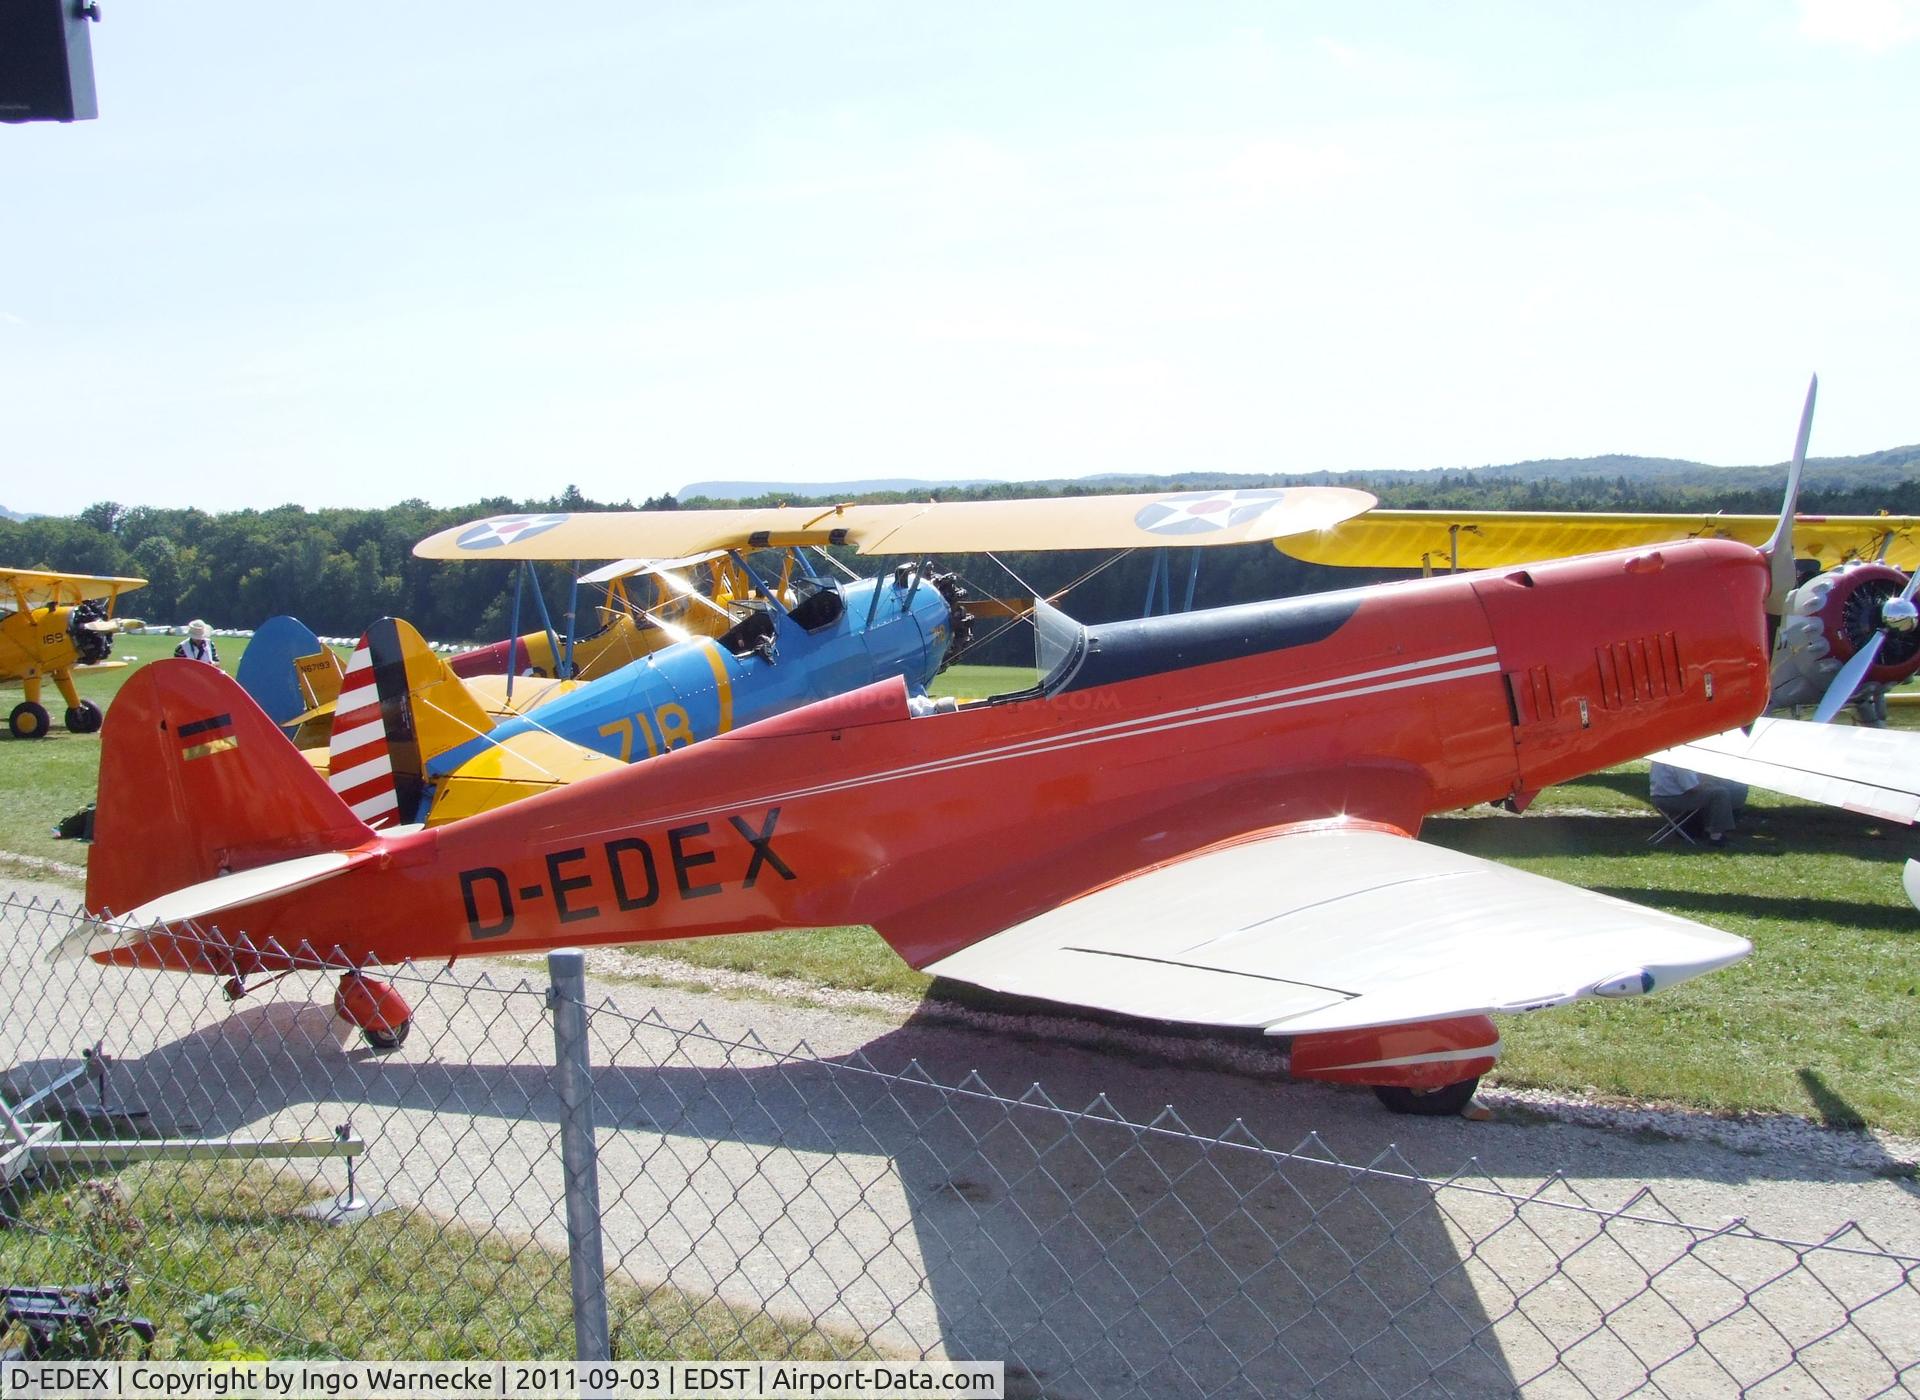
{"left": 448, "top": 551, "right": 764, "bottom": 682}
{"left": 1272, "top": 505, "right": 1920, "bottom": 716}
{"left": 0, "top": 568, "right": 146, "bottom": 738}
{"left": 1273, "top": 509, "right": 1920, "bottom": 574}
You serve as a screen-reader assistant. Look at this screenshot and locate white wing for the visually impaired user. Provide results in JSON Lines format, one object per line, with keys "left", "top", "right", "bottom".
{"left": 926, "top": 826, "right": 1750, "bottom": 1036}
{"left": 1650, "top": 716, "right": 1920, "bottom": 825}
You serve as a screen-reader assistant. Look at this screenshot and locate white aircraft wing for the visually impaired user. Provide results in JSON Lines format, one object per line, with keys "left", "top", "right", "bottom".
{"left": 414, "top": 487, "right": 1378, "bottom": 561}
{"left": 926, "top": 826, "right": 1749, "bottom": 1035}
{"left": 1649, "top": 716, "right": 1920, "bottom": 825}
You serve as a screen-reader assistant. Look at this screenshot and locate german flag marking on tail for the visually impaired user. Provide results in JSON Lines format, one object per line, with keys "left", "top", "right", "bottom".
{"left": 179, "top": 712, "right": 238, "bottom": 762}
{"left": 328, "top": 642, "right": 400, "bottom": 826}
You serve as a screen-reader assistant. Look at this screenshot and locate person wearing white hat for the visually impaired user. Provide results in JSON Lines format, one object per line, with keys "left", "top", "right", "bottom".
{"left": 174, "top": 619, "right": 220, "bottom": 666}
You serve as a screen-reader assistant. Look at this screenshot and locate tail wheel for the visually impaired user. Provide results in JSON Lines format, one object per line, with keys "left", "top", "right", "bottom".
{"left": 1373, "top": 1078, "right": 1482, "bottom": 1117}
{"left": 65, "top": 700, "right": 103, "bottom": 734}
{"left": 9, "top": 702, "right": 51, "bottom": 739}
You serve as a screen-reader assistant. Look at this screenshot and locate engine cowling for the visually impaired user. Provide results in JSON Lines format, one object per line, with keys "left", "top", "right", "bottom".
{"left": 67, "top": 600, "right": 114, "bottom": 666}
{"left": 1771, "top": 561, "right": 1920, "bottom": 709}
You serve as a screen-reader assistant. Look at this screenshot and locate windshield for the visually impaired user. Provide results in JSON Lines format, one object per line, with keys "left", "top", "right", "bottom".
{"left": 1033, "top": 598, "right": 1088, "bottom": 692}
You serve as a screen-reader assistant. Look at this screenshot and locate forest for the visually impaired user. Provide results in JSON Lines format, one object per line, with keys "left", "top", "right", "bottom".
{"left": 4, "top": 457, "right": 1917, "bottom": 665}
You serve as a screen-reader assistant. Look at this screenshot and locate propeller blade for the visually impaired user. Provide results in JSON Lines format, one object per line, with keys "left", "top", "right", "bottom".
{"left": 1812, "top": 630, "right": 1886, "bottom": 723}
{"left": 1904, "top": 859, "right": 1920, "bottom": 914}
{"left": 1764, "top": 374, "right": 1818, "bottom": 615}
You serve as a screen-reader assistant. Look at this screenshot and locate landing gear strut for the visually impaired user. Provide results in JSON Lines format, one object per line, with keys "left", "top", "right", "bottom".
{"left": 334, "top": 971, "right": 412, "bottom": 1050}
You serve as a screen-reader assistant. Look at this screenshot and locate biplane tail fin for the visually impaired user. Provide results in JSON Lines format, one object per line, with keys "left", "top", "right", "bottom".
{"left": 85, "top": 660, "right": 373, "bottom": 918}
{"left": 327, "top": 617, "right": 494, "bottom": 828}
{"left": 235, "top": 614, "right": 345, "bottom": 731}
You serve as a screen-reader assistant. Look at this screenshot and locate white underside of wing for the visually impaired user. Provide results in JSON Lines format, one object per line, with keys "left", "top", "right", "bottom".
{"left": 1650, "top": 716, "right": 1920, "bottom": 825}
{"left": 925, "top": 827, "right": 1750, "bottom": 1036}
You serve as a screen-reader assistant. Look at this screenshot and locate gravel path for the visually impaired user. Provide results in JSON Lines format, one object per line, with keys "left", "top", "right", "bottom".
{"left": 4, "top": 878, "right": 1916, "bottom": 1395}
{"left": 588, "top": 943, "right": 1920, "bottom": 1174}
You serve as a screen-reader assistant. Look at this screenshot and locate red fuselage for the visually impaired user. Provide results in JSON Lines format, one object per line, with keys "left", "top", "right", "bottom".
{"left": 96, "top": 539, "right": 1771, "bottom": 977}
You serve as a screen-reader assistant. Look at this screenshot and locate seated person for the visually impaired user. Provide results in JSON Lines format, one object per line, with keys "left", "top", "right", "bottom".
{"left": 1648, "top": 761, "right": 1748, "bottom": 845}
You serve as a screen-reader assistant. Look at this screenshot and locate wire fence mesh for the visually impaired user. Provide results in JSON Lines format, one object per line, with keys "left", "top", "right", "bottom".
{"left": 1, "top": 892, "right": 1915, "bottom": 1396}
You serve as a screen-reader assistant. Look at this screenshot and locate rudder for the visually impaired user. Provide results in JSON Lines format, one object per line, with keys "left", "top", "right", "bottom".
{"left": 87, "top": 660, "right": 372, "bottom": 917}
{"left": 235, "top": 615, "right": 339, "bottom": 731}
{"left": 328, "top": 617, "right": 494, "bottom": 828}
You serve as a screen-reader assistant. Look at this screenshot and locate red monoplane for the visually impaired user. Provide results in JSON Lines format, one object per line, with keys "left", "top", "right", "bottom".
{"left": 71, "top": 400, "right": 1819, "bottom": 1113}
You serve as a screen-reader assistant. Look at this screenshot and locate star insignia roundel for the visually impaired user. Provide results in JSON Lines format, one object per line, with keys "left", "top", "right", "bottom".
{"left": 1132, "top": 489, "right": 1291, "bottom": 537}
{"left": 453, "top": 513, "right": 572, "bottom": 551}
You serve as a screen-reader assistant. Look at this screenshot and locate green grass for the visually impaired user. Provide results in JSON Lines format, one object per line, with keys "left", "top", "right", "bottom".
{"left": 0, "top": 1162, "right": 862, "bottom": 1360}
{"left": 1428, "top": 770, "right": 1920, "bottom": 1133}
{"left": 931, "top": 662, "right": 1039, "bottom": 699}
{"left": 617, "top": 926, "right": 935, "bottom": 999}
{"left": 614, "top": 782, "right": 1920, "bottom": 1135}
{"left": 0, "top": 633, "right": 258, "bottom": 866}
{"left": 12, "top": 646, "right": 1919, "bottom": 1136}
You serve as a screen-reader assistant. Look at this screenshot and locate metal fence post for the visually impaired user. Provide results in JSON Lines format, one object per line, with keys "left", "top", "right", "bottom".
{"left": 548, "top": 948, "right": 611, "bottom": 1362}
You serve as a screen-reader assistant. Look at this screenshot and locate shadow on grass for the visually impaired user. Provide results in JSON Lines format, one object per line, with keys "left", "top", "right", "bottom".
{"left": 1434, "top": 806, "right": 1919, "bottom": 862}
{"left": 1586, "top": 885, "right": 1912, "bottom": 934}
{"left": 1556, "top": 770, "right": 1658, "bottom": 805}
{"left": 1794, "top": 1071, "right": 1919, "bottom": 1185}
{"left": 1798, "top": 1068, "right": 1868, "bottom": 1132}
{"left": 1426, "top": 810, "right": 1918, "bottom": 934}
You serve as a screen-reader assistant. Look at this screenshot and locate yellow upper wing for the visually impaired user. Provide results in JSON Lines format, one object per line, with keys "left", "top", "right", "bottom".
{"left": 0, "top": 568, "right": 148, "bottom": 611}
{"left": 1273, "top": 511, "right": 1920, "bottom": 571}
{"left": 414, "top": 488, "right": 1378, "bottom": 561}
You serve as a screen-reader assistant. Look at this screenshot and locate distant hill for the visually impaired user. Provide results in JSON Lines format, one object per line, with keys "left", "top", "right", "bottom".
{"left": 681, "top": 447, "right": 1920, "bottom": 507}
{"left": 680, "top": 476, "right": 1003, "bottom": 499}
{"left": 1088, "top": 445, "right": 1920, "bottom": 490}
{"left": 0, "top": 505, "right": 32, "bottom": 522}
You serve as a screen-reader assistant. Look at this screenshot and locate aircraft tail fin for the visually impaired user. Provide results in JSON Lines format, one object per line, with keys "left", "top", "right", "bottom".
{"left": 327, "top": 617, "right": 494, "bottom": 827}
{"left": 86, "top": 660, "right": 373, "bottom": 918}
{"left": 235, "top": 615, "right": 340, "bottom": 730}
{"left": 293, "top": 646, "right": 346, "bottom": 713}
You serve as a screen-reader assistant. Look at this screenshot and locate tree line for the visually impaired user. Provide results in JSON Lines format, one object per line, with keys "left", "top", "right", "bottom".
{"left": 0, "top": 469, "right": 1910, "bottom": 665}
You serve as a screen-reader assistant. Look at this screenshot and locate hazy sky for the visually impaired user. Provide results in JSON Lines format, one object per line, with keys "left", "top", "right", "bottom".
{"left": 4, "top": 2, "right": 1917, "bottom": 514}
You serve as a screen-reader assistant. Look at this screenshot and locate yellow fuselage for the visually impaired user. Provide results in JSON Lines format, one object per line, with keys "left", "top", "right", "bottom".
{"left": 0, "top": 605, "right": 81, "bottom": 687}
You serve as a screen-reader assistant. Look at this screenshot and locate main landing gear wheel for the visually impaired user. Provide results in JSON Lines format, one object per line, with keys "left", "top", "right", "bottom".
{"left": 65, "top": 700, "right": 102, "bottom": 734}
{"left": 334, "top": 971, "right": 414, "bottom": 1051}
{"left": 9, "top": 701, "right": 50, "bottom": 739}
{"left": 1372, "top": 1078, "right": 1481, "bottom": 1117}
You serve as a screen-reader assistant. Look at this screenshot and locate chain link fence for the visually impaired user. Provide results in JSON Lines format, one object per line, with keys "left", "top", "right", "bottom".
{"left": 1, "top": 892, "right": 1915, "bottom": 1396}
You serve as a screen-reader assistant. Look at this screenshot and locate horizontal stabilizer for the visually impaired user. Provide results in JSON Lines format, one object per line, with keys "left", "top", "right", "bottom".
{"left": 1650, "top": 716, "right": 1920, "bottom": 825}
{"left": 56, "top": 851, "right": 376, "bottom": 962}
{"left": 926, "top": 825, "right": 1749, "bottom": 1036}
